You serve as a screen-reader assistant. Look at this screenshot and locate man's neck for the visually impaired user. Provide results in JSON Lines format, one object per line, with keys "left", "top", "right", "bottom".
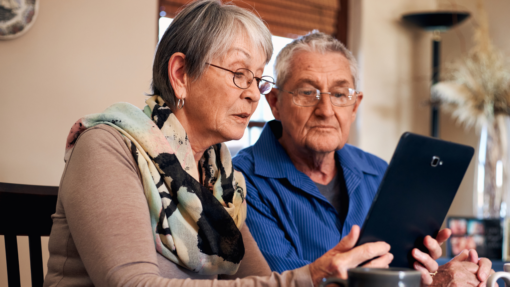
{"left": 278, "top": 136, "right": 337, "bottom": 185}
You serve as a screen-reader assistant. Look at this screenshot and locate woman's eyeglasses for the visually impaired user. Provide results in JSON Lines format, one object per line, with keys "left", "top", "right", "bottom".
{"left": 207, "top": 63, "right": 275, "bottom": 95}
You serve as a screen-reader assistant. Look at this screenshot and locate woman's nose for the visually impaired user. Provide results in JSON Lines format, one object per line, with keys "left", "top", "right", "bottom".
{"left": 241, "top": 81, "right": 261, "bottom": 102}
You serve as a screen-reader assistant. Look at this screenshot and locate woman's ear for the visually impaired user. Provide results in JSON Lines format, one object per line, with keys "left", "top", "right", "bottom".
{"left": 167, "top": 52, "right": 188, "bottom": 101}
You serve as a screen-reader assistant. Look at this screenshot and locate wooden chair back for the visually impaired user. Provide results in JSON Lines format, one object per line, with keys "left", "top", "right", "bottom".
{"left": 0, "top": 182, "right": 58, "bottom": 287}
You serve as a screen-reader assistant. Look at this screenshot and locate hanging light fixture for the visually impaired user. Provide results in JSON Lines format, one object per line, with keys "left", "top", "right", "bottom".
{"left": 402, "top": 11, "right": 470, "bottom": 138}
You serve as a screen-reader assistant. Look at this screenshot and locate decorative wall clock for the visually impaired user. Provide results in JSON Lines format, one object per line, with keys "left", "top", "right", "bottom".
{"left": 0, "top": 0, "right": 39, "bottom": 40}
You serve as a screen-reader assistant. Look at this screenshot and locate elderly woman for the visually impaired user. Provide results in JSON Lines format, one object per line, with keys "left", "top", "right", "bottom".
{"left": 43, "top": 1, "right": 394, "bottom": 286}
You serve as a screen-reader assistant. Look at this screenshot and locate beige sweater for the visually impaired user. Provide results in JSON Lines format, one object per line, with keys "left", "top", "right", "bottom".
{"left": 43, "top": 124, "right": 312, "bottom": 287}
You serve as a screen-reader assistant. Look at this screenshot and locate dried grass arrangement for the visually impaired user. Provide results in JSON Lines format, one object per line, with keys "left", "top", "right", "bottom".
{"left": 432, "top": 0, "right": 510, "bottom": 218}
{"left": 431, "top": 0, "right": 510, "bottom": 131}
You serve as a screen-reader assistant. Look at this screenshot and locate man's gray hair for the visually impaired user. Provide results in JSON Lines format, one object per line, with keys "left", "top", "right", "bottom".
{"left": 274, "top": 31, "right": 358, "bottom": 89}
{"left": 152, "top": 0, "right": 273, "bottom": 106}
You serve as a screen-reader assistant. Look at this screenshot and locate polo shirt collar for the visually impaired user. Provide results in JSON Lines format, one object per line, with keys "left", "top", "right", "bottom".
{"left": 337, "top": 144, "right": 380, "bottom": 177}
{"left": 253, "top": 120, "right": 298, "bottom": 180}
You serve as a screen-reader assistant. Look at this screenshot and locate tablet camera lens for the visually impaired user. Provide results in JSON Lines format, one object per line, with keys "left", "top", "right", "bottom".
{"left": 431, "top": 156, "right": 440, "bottom": 167}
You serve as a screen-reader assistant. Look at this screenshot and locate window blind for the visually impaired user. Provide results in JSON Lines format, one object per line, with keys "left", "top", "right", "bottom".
{"left": 159, "top": 0, "right": 345, "bottom": 40}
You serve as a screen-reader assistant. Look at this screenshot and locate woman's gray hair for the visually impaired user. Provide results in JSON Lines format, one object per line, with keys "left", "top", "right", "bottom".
{"left": 151, "top": 0, "right": 273, "bottom": 107}
{"left": 274, "top": 31, "right": 358, "bottom": 89}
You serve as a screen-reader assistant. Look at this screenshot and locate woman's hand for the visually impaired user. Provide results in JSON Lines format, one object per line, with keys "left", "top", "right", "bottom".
{"left": 412, "top": 228, "right": 451, "bottom": 284}
{"left": 309, "top": 225, "right": 393, "bottom": 286}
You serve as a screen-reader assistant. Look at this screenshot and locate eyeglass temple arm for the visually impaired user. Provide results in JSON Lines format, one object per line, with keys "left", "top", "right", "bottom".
{"left": 207, "top": 63, "right": 237, "bottom": 75}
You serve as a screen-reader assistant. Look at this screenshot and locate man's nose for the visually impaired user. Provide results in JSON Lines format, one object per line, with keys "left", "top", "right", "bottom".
{"left": 314, "top": 94, "right": 335, "bottom": 117}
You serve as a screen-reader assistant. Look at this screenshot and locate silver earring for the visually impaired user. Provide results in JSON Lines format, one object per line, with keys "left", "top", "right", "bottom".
{"left": 177, "top": 98, "right": 185, "bottom": 110}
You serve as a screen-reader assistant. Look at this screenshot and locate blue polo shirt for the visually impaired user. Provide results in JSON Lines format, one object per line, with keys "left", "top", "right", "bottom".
{"left": 233, "top": 121, "right": 388, "bottom": 273}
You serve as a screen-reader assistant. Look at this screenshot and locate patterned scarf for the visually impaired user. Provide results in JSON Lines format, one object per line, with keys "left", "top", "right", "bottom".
{"left": 65, "top": 96, "right": 247, "bottom": 275}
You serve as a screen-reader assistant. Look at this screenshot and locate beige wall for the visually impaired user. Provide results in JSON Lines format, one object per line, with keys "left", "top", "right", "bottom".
{"left": 357, "top": 0, "right": 435, "bottom": 161}
{"left": 0, "top": 0, "right": 157, "bottom": 285}
{"left": 0, "top": 0, "right": 157, "bottom": 186}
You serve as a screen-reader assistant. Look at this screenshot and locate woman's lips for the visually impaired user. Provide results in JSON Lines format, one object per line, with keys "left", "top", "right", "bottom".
{"left": 232, "top": 113, "right": 250, "bottom": 123}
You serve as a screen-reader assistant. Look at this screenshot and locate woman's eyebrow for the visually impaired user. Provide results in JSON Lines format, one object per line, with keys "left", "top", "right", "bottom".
{"left": 227, "top": 47, "right": 251, "bottom": 59}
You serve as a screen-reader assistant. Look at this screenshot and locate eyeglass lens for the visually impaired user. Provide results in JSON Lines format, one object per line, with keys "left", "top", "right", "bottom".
{"left": 258, "top": 77, "right": 273, "bottom": 95}
{"left": 232, "top": 68, "right": 273, "bottom": 95}
{"left": 293, "top": 88, "right": 356, "bottom": 107}
{"left": 233, "top": 69, "right": 252, "bottom": 88}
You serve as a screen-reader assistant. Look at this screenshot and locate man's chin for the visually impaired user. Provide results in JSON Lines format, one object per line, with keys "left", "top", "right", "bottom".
{"left": 304, "top": 135, "right": 345, "bottom": 154}
{"left": 304, "top": 142, "right": 342, "bottom": 154}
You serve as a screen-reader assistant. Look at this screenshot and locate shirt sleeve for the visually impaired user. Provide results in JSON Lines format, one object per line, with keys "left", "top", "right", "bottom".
{"left": 58, "top": 126, "right": 312, "bottom": 287}
{"left": 243, "top": 176, "right": 313, "bottom": 273}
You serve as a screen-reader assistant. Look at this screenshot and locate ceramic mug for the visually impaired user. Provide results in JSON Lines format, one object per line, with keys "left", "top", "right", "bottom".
{"left": 487, "top": 263, "right": 510, "bottom": 287}
{"left": 319, "top": 267, "right": 421, "bottom": 287}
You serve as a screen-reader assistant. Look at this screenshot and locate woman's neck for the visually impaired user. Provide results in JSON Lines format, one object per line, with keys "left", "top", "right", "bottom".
{"left": 173, "top": 108, "right": 217, "bottom": 168}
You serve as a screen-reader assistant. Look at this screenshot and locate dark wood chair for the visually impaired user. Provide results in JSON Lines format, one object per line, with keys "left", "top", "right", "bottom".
{"left": 0, "top": 182, "right": 58, "bottom": 287}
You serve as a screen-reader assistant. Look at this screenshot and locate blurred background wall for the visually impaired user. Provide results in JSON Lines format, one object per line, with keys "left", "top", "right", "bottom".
{"left": 0, "top": 0, "right": 158, "bottom": 285}
{"left": 356, "top": 0, "right": 510, "bottom": 219}
{"left": 1, "top": 0, "right": 509, "bottom": 285}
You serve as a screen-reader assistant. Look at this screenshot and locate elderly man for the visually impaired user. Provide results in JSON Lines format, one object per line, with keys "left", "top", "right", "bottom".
{"left": 233, "top": 31, "right": 494, "bottom": 286}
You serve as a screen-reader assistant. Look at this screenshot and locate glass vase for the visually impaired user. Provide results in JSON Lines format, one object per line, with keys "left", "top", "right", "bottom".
{"left": 476, "top": 115, "right": 510, "bottom": 218}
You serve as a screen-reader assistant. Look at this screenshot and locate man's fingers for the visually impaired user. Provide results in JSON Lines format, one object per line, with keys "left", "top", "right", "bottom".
{"left": 459, "top": 261, "right": 480, "bottom": 274}
{"left": 476, "top": 258, "right": 492, "bottom": 282}
{"left": 450, "top": 249, "right": 470, "bottom": 262}
{"left": 423, "top": 236, "right": 442, "bottom": 260}
{"left": 345, "top": 241, "right": 391, "bottom": 267}
{"left": 334, "top": 225, "right": 360, "bottom": 253}
{"left": 414, "top": 262, "right": 433, "bottom": 285}
{"left": 412, "top": 248, "right": 438, "bottom": 272}
{"left": 423, "top": 228, "right": 453, "bottom": 260}
{"left": 469, "top": 249, "right": 479, "bottom": 264}
{"left": 435, "top": 228, "right": 452, "bottom": 245}
{"left": 361, "top": 253, "right": 394, "bottom": 268}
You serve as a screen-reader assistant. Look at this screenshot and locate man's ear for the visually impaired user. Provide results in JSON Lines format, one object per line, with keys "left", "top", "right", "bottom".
{"left": 167, "top": 52, "right": 188, "bottom": 104}
{"left": 265, "top": 88, "right": 281, "bottom": 120}
{"left": 351, "top": 92, "right": 363, "bottom": 121}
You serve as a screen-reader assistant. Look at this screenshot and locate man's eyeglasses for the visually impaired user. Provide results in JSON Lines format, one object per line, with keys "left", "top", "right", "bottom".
{"left": 207, "top": 63, "right": 275, "bottom": 95}
{"left": 278, "top": 87, "right": 360, "bottom": 107}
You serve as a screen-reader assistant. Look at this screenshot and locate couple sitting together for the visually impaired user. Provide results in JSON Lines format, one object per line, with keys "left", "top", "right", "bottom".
{"left": 43, "top": 0, "right": 494, "bottom": 286}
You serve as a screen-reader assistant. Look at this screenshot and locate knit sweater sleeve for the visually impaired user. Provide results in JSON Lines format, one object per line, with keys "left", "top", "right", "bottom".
{"left": 45, "top": 124, "right": 312, "bottom": 287}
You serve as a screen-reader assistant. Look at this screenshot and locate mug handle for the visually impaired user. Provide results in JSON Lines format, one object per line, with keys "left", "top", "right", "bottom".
{"left": 319, "top": 277, "right": 349, "bottom": 287}
{"left": 488, "top": 272, "right": 510, "bottom": 287}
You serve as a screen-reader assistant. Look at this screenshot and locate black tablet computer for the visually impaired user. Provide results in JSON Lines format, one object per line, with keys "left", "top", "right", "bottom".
{"left": 355, "top": 132, "right": 474, "bottom": 268}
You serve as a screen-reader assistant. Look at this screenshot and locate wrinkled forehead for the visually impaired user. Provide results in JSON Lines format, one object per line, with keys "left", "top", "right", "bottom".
{"left": 286, "top": 50, "right": 355, "bottom": 87}
{"left": 212, "top": 23, "right": 271, "bottom": 67}
{"left": 219, "top": 34, "right": 264, "bottom": 61}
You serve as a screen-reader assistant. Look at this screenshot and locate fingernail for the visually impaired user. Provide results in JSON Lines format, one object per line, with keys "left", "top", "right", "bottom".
{"left": 414, "top": 249, "right": 423, "bottom": 259}
{"left": 480, "top": 272, "right": 487, "bottom": 281}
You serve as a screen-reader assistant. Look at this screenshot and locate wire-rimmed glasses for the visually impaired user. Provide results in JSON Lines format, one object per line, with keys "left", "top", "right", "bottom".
{"left": 278, "top": 87, "right": 360, "bottom": 107}
{"left": 207, "top": 63, "right": 275, "bottom": 95}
